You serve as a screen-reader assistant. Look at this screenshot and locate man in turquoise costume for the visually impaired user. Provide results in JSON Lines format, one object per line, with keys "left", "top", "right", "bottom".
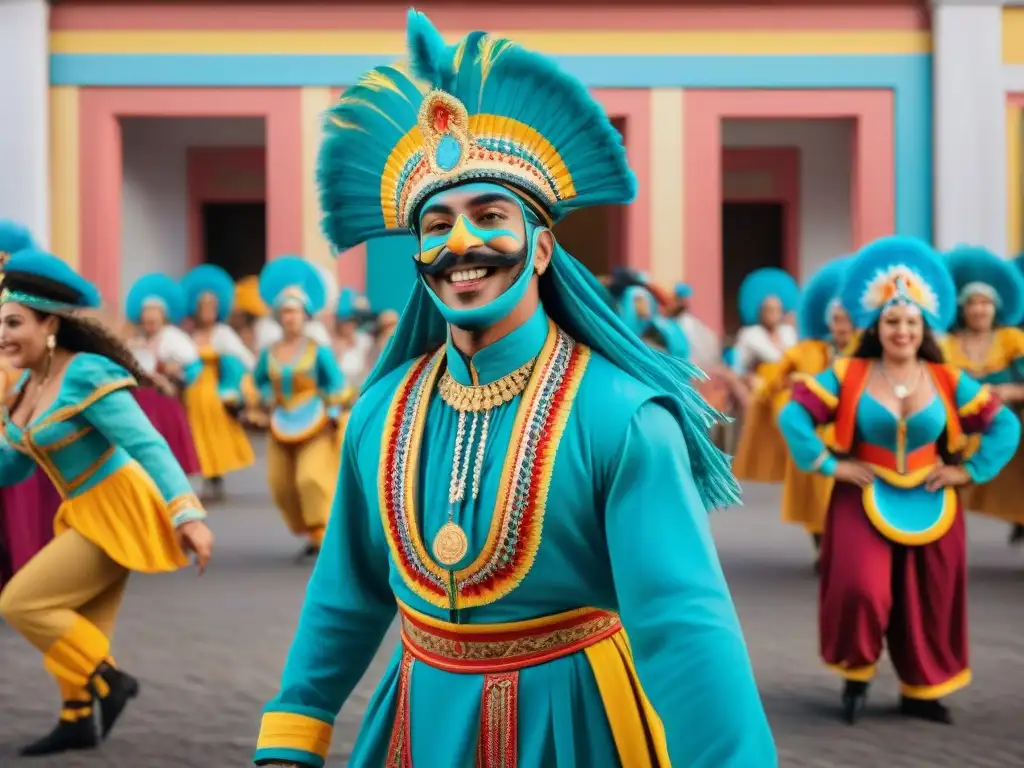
{"left": 254, "top": 11, "right": 775, "bottom": 767}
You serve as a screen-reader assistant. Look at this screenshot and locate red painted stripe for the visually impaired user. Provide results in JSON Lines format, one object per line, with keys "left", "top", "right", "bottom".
{"left": 52, "top": 1, "right": 930, "bottom": 32}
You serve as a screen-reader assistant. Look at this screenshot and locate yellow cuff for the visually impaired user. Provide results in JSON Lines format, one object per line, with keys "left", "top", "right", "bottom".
{"left": 256, "top": 711, "right": 333, "bottom": 761}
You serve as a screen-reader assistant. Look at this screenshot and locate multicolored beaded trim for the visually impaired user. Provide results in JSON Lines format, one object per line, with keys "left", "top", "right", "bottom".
{"left": 378, "top": 320, "right": 589, "bottom": 610}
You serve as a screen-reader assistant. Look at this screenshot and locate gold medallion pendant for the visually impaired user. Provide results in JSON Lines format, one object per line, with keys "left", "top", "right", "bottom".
{"left": 432, "top": 521, "right": 469, "bottom": 567}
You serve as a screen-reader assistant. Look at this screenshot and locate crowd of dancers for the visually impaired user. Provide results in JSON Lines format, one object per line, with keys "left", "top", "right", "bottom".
{"left": 0, "top": 9, "right": 1022, "bottom": 764}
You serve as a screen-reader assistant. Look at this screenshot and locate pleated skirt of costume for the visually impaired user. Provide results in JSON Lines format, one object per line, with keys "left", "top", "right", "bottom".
{"left": 0, "top": 471, "right": 62, "bottom": 585}
{"left": 182, "top": 365, "right": 255, "bottom": 479}
{"left": 345, "top": 605, "right": 670, "bottom": 768}
{"left": 132, "top": 387, "right": 201, "bottom": 476}
{"left": 731, "top": 399, "right": 789, "bottom": 483}
{"left": 56, "top": 461, "right": 189, "bottom": 574}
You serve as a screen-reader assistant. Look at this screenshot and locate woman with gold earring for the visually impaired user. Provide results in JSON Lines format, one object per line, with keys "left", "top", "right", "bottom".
{"left": 0, "top": 220, "right": 62, "bottom": 587}
{"left": 0, "top": 250, "right": 213, "bottom": 756}
{"left": 254, "top": 257, "right": 346, "bottom": 559}
{"left": 180, "top": 264, "right": 256, "bottom": 503}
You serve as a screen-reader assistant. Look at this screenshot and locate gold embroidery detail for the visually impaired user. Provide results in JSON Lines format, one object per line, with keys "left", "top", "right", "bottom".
{"left": 401, "top": 613, "right": 620, "bottom": 663}
{"left": 438, "top": 358, "right": 534, "bottom": 413}
{"left": 167, "top": 493, "right": 204, "bottom": 517}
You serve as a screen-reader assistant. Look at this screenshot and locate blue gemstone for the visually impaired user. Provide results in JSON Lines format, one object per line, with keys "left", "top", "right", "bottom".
{"left": 435, "top": 134, "right": 462, "bottom": 171}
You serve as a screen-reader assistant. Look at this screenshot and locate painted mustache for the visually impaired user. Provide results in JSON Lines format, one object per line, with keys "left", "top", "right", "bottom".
{"left": 417, "top": 243, "right": 527, "bottom": 277}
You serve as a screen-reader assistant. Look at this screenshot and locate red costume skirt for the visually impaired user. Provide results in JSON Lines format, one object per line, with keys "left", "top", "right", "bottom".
{"left": 133, "top": 387, "right": 202, "bottom": 476}
{"left": 818, "top": 481, "right": 970, "bottom": 699}
{"left": 0, "top": 470, "right": 62, "bottom": 586}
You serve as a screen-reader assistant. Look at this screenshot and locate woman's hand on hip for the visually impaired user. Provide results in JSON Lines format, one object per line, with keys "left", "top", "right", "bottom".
{"left": 833, "top": 460, "right": 875, "bottom": 487}
{"left": 176, "top": 520, "right": 214, "bottom": 575}
{"left": 925, "top": 463, "right": 972, "bottom": 492}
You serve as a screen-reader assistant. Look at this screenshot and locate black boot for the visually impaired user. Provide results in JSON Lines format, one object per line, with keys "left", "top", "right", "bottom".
{"left": 1009, "top": 524, "right": 1024, "bottom": 546}
{"left": 841, "top": 680, "right": 869, "bottom": 725}
{"left": 202, "top": 477, "right": 226, "bottom": 505}
{"left": 19, "top": 701, "right": 99, "bottom": 756}
{"left": 899, "top": 696, "right": 952, "bottom": 724}
{"left": 88, "top": 661, "right": 140, "bottom": 739}
{"left": 812, "top": 534, "right": 822, "bottom": 575}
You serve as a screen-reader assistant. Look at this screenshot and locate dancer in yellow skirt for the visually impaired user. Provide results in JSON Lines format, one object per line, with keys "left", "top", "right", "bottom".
{"left": 180, "top": 263, "right": 256, "bottom": 502}
{"left": 0, "top": 250, "right": 213, "bottom": 756}
{"left": 940, "top": 246, "right": 1024, "bottom": 544}
{"left": 762, "top": 258, "right": 853, "bottom": 570}
{"left": 254, "top": 257, "right": 346, "bottom": 559}
{"left": 731, "top": 267, "right": 800, "bottom": 483}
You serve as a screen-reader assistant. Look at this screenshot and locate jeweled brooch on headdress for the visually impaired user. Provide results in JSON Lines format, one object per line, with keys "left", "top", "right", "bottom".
{"left": 419, "top": 91, "right": 474, "bottom": 177}
{"left": 861, "top": 265, "right": 938, "bottom": 316}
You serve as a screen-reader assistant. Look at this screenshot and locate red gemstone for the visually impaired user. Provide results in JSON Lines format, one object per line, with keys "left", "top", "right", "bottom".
{"left": 433, "top": 105, "right": 450, "bottom": 132}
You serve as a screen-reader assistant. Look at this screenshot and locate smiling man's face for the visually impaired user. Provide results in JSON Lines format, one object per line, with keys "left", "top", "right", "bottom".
{"left": 417, "top": 186, "right": 530, "bottom": 311}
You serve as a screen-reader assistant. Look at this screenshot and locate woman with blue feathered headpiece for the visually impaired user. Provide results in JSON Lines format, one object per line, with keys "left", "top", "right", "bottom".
{"left": 940, "top": 245, "right": 1024, "bottom": 546}
{"left": 730, "top": 267, "right": 800, "bottom": 484}
{"left": 254, "top": 10, "right": 774, "bottom": 768}
{"left": 759, "top": 257, "right": 855, "bottom": 570}
{"left": 617, "top": 284, "right": 690, "bottom": 359}
{"left": 0, "top": 220, "right": 63, "bottom": 592}
{"left": 253, "top": 256, "right": 346, "bottom": 559}
{"left": 0, "top": 249, "right": 214, "bottom": 755}
{"left": 332, "top": 287, "right": 375, "bottom": 393}
{"left": 778, "top": 236, "right": 1019, "bottom": 726}
{"left": 179, "top": 263, "right": 256, "bottom": 502}
{"left": 123, "top": 273, "right": 202, "bottom": 478}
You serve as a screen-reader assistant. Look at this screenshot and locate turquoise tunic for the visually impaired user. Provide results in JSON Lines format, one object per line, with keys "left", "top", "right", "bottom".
{"left": 779, "top": 363, "right": 1019, "bottom": 544}
{"left": 255, "top": 307, "right": 775, "bottom": 767}
{"left": 253, "top": 340, "right": 346, "bottom": 442}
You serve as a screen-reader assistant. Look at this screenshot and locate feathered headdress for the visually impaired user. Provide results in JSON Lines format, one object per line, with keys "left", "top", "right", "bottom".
{"left": 318, "top": 9, "right": 635, "bottom": 252}
{"left": 797, "top": 257, "right": 852, "bottom": 341}
{"left": 944, "top": 245, "right": 1024, "bottom": 328}
{"left": 737, "top": 267, "right": 800, "bottom": 326}
{"left": 258, "top": 256, "right": 327, "bottom": 315}
{"left": 125, "top": 273, "right": 187, "bottom": 325}
{"left": 839, "top": 236, "right": 955, "bottom": 330}
{"left": 181, "top": 264, "right": 236, "bottom": 322}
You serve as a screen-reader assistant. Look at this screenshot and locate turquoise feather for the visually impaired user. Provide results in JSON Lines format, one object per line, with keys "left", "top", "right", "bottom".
{"left": 945, "top": 245, "right": 1024, "bottom": 328}
{"left": 125, "top": 273, "right": 187, "bottom": 325}
{"left": 181, "top": 263, "right": 235, "bottom": 322}
{"left": 259, "top": 255, "right": 327, "bottom": 315}
{"left": 797, "top": 257, "right": 851, "bottom": 341}
{"left": 737, "top": 267, "right": 800, "bottom": 326}
{"left": 0, "top": 219, "right": 36, "bottom": 255}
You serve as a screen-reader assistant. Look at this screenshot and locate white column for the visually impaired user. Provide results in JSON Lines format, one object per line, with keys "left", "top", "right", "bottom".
{"left": 0, "top": 0, "right": 50, "bottom": 244}
{"left": 932, "top": 0, "right": 1005, "bottom": 252}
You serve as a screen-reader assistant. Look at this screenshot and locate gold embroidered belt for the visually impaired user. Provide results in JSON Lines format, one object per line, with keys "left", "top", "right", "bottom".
{"left": 398, "top": 602, "right": 622, "bottom": 674}
{"left": 389, "top": 604, "right": 624, "bottom": 767}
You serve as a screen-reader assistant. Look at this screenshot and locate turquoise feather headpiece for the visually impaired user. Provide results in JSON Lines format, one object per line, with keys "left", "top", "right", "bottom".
{"left": 259, "top": 256, "right": 327, "bottom": 316}
{"left": 336, "top": 287, "right": 372, "bottom": 321}
{"left": 798, "top": 257, "right": 852, "bottom": 341}
{"left": 317, "top": 9, "right": 636, "bottom": 252}
{"left": 182, "top": 263, "right": 235, "bottom": 323}
{"left": 945, "top": 245, "right": 1024, "bottom": 328}
{"left": 737, "top": 267, "right": 800, "bottom": 326}
{"left": 0, "top": 249, "right": 102, "bottom": 314}
{"left": 839, "top": 236, "right": 955, "bottom": 331}
{"left": 0, "top": 219, "right": 37, "bottom": 263}
{"left": 125, "top": 273, "right": 187, "bottom": 325}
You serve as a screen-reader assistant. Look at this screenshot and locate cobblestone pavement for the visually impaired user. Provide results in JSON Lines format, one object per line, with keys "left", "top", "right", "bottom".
{"left": 1, "top": 445, "right": 1022, "bottom": 767}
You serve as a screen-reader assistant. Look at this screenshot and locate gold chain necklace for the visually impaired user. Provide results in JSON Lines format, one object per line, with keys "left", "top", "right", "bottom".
{"left": 437, "top": 357, "right": 534, "bottom": 413}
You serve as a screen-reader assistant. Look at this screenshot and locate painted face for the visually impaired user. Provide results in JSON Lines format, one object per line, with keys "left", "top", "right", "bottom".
{"left": 195, "top": 292, "right": 219, "bottom": 325}
{"left": 961, "top": 292, "right": 996, "bottom": 332}
{"left": 417, "top": 185, "right": 531, "bottom": 312}
{"left": 828, "top": 305, "right": 854, "bottom": 351}
{"left": 0, "top": 302, "right": 55, "bottom": 370}
{"left": 140, "top": 304, "right": 165, "bottom": 337}
{"left": 879, "top": 303, "right": 924, "bottom": 361}
{"left": 759, "top": 296, "right": 784, "bottom": 328}
{"left": 278, "top": 303, "right": 306, "bottom": 335}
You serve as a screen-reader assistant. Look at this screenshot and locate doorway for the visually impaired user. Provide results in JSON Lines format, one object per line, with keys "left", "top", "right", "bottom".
{"left": 551, "top": 117, "right": 627, "bottom": 278}
{"left": 202, "top": 202, "right": 267, "bottom": 279}
{"left": 721, "top": 202, "right": 784, "bottom": 336}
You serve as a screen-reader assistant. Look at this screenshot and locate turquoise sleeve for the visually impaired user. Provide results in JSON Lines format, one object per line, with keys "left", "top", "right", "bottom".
{"left": 253, "top": 350, "right": 275, "bottom": 406}
{"left": 218, "top": 354, "right": 246, "bottom": 403}
{"left": 182, "top": 360, "right": 202, "bottom": 387}
{"left": 605, "top": 401, "right": 778, "bottom": 767}
{"left": 84, "top": 389, "right": 204, "bottom": 525}
{"left": 0, "top": 441, "right": 37, "bottom": 486}
{"left": 952, "top": 373, "right": 1022, "bottom": 483}
{"left": 778, "top": 401, "right": 833, "bottom": 473}
{"left": 254, "top": 428, "right": 396, "bottom": 767}
{"left": 316, "top": 345, "right": 346, "bottom": 420}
